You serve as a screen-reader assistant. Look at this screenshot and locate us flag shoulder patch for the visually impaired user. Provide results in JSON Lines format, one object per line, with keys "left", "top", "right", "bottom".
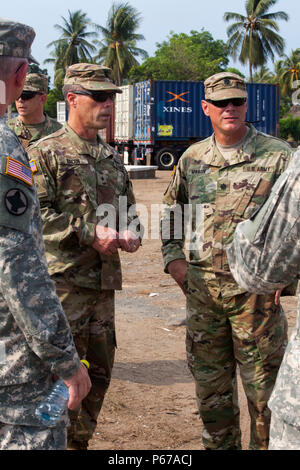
{"left": 29, "top": 159, "right": 38, "bottom": 173}
{"left": 5, "top": 157, "right": 33, "bottom": 186}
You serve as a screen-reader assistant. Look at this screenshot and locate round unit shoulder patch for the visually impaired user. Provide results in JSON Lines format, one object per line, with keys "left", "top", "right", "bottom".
{"left": 5, "top": 189, "right": 28, "bottom": 216}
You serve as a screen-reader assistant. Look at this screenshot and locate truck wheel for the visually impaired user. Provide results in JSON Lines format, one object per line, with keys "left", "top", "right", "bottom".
{"left": 155, "top": 148, "right": 177, "bottom": 170}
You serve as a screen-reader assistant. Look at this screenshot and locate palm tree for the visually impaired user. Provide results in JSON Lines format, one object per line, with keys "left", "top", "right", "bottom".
{"left": 46, "top": 10, "right": 97, "bottom": 82}
{"left": 252, "top": 65, "right": 274, "bottom": 83}
{"left": 276, "top": 49, "right": 300, "bottom": 95}
{"left": 224, "top": 0, "right": 289, "bottom": 82}
{"left": 44, "top": 42, "right": 68, "bottom": 88}
{"left": 95, "top": 2, "right": 148, "bottom": 85}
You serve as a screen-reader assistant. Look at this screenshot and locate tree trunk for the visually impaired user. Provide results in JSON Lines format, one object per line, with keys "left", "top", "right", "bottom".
{"left": 116, "top": 44, "right": 122, "bottom": 86}
{"left": 249, "top": 61, "right": 253, "bottom": 83}
{"left": 249, "top": 24, "right": 253, "bottom": 83}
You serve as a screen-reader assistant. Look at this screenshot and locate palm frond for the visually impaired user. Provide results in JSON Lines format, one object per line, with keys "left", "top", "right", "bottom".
{"left": 224, "top": 0, "right": 288, "bottom": 82}
{"left": 94, "top": 2, "right": 147, "bottom": 84}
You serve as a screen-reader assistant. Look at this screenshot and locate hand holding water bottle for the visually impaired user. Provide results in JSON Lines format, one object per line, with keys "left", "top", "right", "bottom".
{"left": 64, "top": 360, "right": 91, "bottom": 410}
{"left": 35, "top": 360, "right": 91, "bottom": 426}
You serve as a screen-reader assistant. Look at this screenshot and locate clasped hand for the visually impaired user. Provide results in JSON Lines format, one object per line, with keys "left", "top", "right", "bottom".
{"left": 92, "top": 226, "right": 140, "bottom": 255}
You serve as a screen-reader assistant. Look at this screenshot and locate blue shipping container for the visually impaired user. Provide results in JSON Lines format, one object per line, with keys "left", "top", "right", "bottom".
{"left": 134, "top": 80, "right": 279, "bottom": 144}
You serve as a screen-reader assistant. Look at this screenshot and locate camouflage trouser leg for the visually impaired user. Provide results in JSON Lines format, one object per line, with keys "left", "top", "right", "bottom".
{"left": 54, "top": 277, "right": 116, "bottom": 445}
{"left": 269, "top": 413, "right": 300, "bottom": 450}
{"left": 186, "top": 277, "right": 287, "bottom": 450}
{"left": 0, "top": 423, "right": 66, "bottom": 450}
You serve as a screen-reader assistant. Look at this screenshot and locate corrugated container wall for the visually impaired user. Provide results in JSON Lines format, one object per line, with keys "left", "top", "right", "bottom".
{"left": 134, "top": 80, "right": 279, "bottom": 143}
{"left": 154, "top": 80, "right": 212, "bottom": 140}
{"left": 134, "top": 81, "right": 152, "bottom": 143}
{"left": 114, "top": 85, "right": 134, "bottom": 141}
{"left": 56, "top": 101, "right": 67, "bottom": 124}
{"left": 246, "top": 83, "right": 279, "bottom": 136}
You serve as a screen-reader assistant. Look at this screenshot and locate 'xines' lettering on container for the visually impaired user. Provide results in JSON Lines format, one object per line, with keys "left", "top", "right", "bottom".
{"left": 163, "top": 91, "right": 193, "bottom": 113}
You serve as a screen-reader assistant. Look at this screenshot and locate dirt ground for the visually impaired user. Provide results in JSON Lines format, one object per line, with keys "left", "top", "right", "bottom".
{"left": 88, "top": 170, "right": 298, "bottom": 451}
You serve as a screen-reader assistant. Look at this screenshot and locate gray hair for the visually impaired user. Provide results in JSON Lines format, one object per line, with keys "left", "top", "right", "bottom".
{"left": 62, "top": 84, "right": 86, "bottom": 106}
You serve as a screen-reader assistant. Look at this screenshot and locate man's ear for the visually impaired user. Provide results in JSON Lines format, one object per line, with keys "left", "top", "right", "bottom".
{"left": 201, "top": 100, "right": 210, "bottom": 117}
{"left": 67, "top": 92, "right": 77, "bottom": 109}
{"left": 41, "top": 93, "right": 47, "bottom": 105}
{"left": 15, "top": 62, "right": 28, "bottom": 88}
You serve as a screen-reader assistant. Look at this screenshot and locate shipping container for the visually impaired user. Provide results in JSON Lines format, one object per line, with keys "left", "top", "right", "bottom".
{"left": 246, "top": 83, "right": 280, "bottom": 136}
{"left": 114, "top": 85, "right": 134, "bottom": 142}
{"left": 56, "top": 101, "right": 67, "bottom": 124}
{"left": 131, "top": 80, "right": 280, "bottom": 169}
{"left": 113, "top": 85, "right": 134, "bottom": 163}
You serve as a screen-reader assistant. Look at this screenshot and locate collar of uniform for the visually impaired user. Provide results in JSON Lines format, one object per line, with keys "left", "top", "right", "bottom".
{"left": 12, "top": 116, "right": 32, "bottom": 139}
{"left": 64, "top": 123, "right": 114, "bottom": 160}
{"left": 42, "top": 113, "right": 51, "bottom": 126}
{"left": 211, "top": 124, "right": 257, "bottom": 167}
{"left": 11, "top": 114, "right": 49, "bottom": 136}
{"left": 201, "top": 135, "right": 227, "bottom": 168}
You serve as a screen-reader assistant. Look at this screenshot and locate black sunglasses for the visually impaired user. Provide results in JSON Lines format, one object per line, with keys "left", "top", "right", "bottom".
{"left": 18, "top": 91, "right": 43, "bottom": 101}
{"left": 72, "top": 90, "right": 116, "bottom": 102}
{"left": 206, "top": 98, "right": 247, "bottom": 108}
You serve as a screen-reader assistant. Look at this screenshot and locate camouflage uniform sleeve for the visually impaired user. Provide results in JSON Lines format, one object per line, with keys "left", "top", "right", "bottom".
{"left": 226, "top": 150, "right": 300, "bottom": 293}
{"left": 160, "top": 159, "right": 189, "bottom": 273}
{"left": 0, "top": 151, "right": 80, "bottom": 380}
{"left": 29, "top": 146, "right": 96, "bottom": 247}
{"left": 0, "top": 226, "right": 81, "bottom": 379}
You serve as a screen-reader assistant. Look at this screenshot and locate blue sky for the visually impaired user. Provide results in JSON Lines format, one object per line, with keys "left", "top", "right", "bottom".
{"left": 1, "top": 0, "right": 299, "bottom": 85}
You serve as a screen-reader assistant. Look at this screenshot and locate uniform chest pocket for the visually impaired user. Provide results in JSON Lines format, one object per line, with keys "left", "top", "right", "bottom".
{"left": 96, "top": 164, "right": 126, "bottom": 205}
{"left": 232, "top": 173, "right": 262, "bottom": 218}
{"left": 187, "top": 172, "right": 216, "bottom": 204}
{"left": 60, "top": 159, "right": 98, "bottom": 211}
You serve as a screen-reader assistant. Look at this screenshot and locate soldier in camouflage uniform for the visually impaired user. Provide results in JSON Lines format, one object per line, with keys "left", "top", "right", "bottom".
{"left": 0, "top": 19, "right": 91, "bottom": 450}
{"left": 227, "top": 148, "right": 300, "bottom": 450}
{"left": 28, "top": 63, "right": 141, "bottom": 450}
{"left": 161, "top": 72, "right": 293, "bottom": 450}
{"left": 7, "top": 72, "right": 62, "bottom": 149}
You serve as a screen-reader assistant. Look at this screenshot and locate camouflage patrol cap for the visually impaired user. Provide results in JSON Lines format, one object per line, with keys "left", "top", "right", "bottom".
{"left": 23, "top": 73, "right": 48, "bottom": 93}
{"left": 204, "top": 72, "right": 247, "bottom": 101}
{"left": 0, "top": 18, "right": 38, "bottom": 64}
{"left": 64, "top": 63, "right": 122, "bottom": 93}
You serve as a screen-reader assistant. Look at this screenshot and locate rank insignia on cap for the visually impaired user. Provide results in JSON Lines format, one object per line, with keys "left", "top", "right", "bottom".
{"left": 29, "top": 159, "right": 37, "bottom": 173}
{"left": 5, "top": 189, "right": 28, "bottom": 216}
{"left": 5, "top": 157, "right": 33, "bottom": 186}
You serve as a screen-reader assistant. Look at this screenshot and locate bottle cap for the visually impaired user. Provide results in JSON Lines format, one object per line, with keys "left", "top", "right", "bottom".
{"left": 81, "top": 359, "right": 90, "bottom": 369}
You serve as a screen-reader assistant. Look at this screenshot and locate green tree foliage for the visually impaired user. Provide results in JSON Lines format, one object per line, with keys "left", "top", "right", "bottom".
{"left": 129, "top": 30, "right": 229, "bottom": 82}
{"left": 252, "top": 65, "right": 275, "bottom": 83}
{"left": 279, "top": 97, "right": 293, "bottom": 119}
{"left": 28, "top": 64, "right": 49, "bottom": 77}
{"left": 45, "top": 10, "right": 97, "bottom": 87}
{"left": 95, "top": 2, "right": 148, "bottom": 86}
{"left": 44, "top": 87, "right": 64, "bottom": 118}
{"left": 224, "top": 0, "right": 288, "bottom": 82}
{"left": 280, "top": 114, "right": 300, "bottom": 142}
{"left": 225, "top": 67, "right": 245, "bottom": 78}
{"left": 276, "top": 49, "right": 300, "bottom": 96}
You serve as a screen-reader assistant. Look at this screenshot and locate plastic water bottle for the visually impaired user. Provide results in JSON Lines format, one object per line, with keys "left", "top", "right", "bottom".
{"left": 35, "top": 360, "right": 89, "bottom": 427}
